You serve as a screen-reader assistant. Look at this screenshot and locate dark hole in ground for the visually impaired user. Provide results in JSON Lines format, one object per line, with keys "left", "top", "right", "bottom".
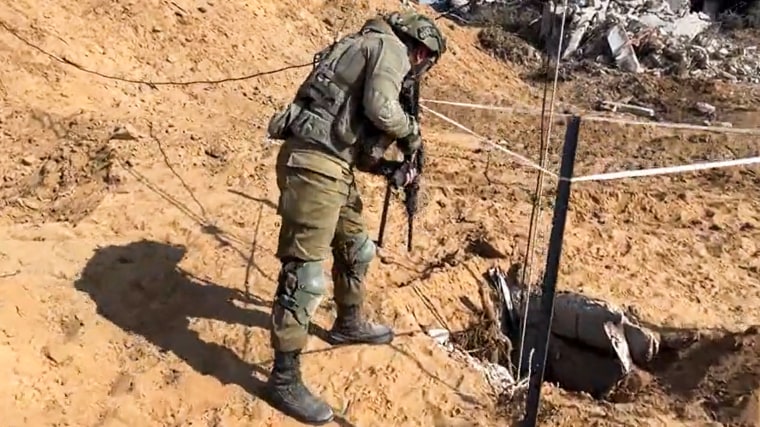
{"left": 465, "top": 237, "right": 508, "bottom": 259}
{"left": 451, "top": 318, "right": 760, "bottom": 424}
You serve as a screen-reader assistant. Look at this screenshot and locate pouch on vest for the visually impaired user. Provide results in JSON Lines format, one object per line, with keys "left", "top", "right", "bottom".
{"left": 290, "top": 66, "right": 350, "bottom": 147}
{"left": 267, "top": 103, "right": 302, "bottom": 140}
{"left": 288, "top": 108, "right": 333, "bottom": 147}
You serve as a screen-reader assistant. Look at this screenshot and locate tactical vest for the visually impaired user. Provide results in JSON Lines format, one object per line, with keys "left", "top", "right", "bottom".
{"left": 272, "top": 29, "right": 384, "bottom": 165}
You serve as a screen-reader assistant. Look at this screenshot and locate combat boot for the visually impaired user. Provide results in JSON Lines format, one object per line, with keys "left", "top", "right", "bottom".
{"left": 267, "top": 350, "right": 334, "bottom": 425}
{"left": 327, "top": 304, "right": 394, "bottom": 345}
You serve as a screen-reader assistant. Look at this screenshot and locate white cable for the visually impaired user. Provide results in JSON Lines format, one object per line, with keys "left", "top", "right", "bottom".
{"left": 583, "top": 115, "right": 755, "bottom": 135}
{"left": 421, "top": 105, "right": 559, "bottom": 178}
{"left": 422, "top": 100, "right": 760, "bottom": 182}
{"left": 571, "top": 156, "right": 760, "bottom": 182}
{"left": 420, "top": 98, "right": 760, "bottom": 136}
{"left": 422, "top": 98, "right": 549, "bottom": 117}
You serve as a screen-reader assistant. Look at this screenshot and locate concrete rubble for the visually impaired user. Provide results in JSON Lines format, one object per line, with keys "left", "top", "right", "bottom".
{"left": 438, "top": 0, "right": 760, "bottom": 82}
{"left": 597, "top": 100, "right": 656, "bottom": 117}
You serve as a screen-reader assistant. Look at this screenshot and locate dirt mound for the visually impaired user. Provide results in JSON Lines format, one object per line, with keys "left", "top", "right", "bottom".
{"left": 478, "top": 26, "right": 542, "bottom": 68}
{"left": 650, "top": 326, "right": 760, "bottom": 425}
{"left": 0, "top": 110, "right": 137, "bottom": 224}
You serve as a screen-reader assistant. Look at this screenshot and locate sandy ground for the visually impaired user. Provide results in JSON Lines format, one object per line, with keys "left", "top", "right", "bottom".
{"left": 1, "top": 0, "right": 759, "bottom": 426}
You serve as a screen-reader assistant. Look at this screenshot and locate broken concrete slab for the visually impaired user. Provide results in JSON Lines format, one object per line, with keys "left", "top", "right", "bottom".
{"left": 598, "top": 100, "right": 656, "bottom": 118}
{"left": 567, "top": 0, "right": 614, "bottom": 59}
{"left": 695, "top": 101, "right": 717, "bottom": 116}
{"left": 607, "top": 24, "right": 643, "bottom": 73}
{"left": 670, "top": 12, "right": 712, "bottom": 39}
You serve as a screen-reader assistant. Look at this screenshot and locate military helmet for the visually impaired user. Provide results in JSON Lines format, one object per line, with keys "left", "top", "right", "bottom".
{"left": 386, "top": 11, "right": 447, "bottom": 64}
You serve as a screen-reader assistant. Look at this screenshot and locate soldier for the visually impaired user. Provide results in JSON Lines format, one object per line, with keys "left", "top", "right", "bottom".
{"left": 264, "top": 11, "right": 447, "bottom": 425}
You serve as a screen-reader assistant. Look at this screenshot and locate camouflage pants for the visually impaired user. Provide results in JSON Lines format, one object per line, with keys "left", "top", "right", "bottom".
{"left": 270, "top": 140, "right": 370, "bottom": 352}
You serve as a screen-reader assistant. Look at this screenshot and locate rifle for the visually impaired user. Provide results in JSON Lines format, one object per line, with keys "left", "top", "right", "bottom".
{"left": 376, "top": 76, "right": 423, "bottom": 252}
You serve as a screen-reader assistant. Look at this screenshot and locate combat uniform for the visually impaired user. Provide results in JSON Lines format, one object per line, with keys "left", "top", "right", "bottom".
{"left": 264, "top": 11, "right": 446, "bottom": 426}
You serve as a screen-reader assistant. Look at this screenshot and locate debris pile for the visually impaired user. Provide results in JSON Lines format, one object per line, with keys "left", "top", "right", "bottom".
{"left": 426, "top": 264, "right": 521, "bottom": 398}
{"left": 442, "top": 0, "right": 760, "bottom": 82}
{"left": 435, "top": 264, "right": 662, "bottom": 400}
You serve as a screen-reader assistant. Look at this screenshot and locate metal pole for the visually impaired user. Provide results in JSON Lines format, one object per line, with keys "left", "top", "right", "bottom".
{"left": 521, "top": 115, "right": 582, "bottom": 427}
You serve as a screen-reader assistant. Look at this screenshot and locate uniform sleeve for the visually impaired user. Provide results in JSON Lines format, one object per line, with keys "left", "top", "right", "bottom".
{"left": 362, "top": 38, "right": 414, "bottom": 140}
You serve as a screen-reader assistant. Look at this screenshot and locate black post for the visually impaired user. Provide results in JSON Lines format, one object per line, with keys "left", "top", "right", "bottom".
{"left": 521, "top": 115, "right": 582, "bottom": 427}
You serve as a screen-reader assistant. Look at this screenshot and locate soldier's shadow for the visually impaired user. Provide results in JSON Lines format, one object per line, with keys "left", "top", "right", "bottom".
{"left": 73, "top": 240, "right": 273, "bottom": 400}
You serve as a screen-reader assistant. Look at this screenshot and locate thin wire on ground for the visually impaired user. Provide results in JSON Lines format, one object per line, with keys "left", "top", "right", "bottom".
{"left": 421, "top": 105, "right": 558, "bottom": 177}
{"left": 0, "top": 19, "right": 313, "bottom": 86}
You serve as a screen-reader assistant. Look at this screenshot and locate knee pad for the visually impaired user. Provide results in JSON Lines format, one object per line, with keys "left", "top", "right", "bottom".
{"left": 333, "top": 233, "right": 376, "bottom": 279}
{"left": 275, "top": 260, "right": 326, "bottom": 325}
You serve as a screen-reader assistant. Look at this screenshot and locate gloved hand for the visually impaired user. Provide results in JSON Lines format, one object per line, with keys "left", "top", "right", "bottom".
{"left": 371, "top": 159, "right": 418, "bottom": 188}
{"left": 387, "top": 160, "right": 419, "bottom": 189}
{"left": 397, "top": 116, "right": 421, "bottom": 156}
